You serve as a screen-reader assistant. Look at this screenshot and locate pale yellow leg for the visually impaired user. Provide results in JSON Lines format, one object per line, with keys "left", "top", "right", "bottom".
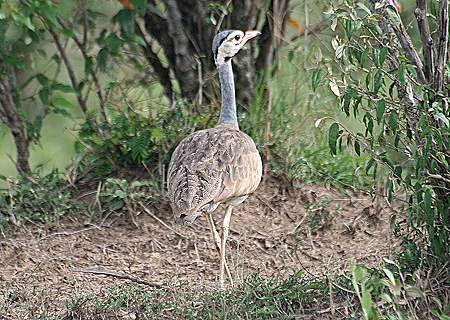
{"left": 207, "top": 212, "right": 233, "bottom": 285}
{"left": 220, "top": 205, "right": 233, "bottom": 288}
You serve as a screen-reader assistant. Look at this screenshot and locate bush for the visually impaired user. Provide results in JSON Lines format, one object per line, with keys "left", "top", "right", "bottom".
{"left": 319, "top": 0, "right": 449, "bottom": 270}
{"left": 77, "top": 100, "right": 215, "bottom": 180}
{"left": 0, "top": 170, "right": 84, "bottom": 230}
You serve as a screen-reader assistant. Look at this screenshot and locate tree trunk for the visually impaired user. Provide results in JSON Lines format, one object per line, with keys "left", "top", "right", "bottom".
{"left": 0, "top": 69, "right": 31, "bottom": 174}
{"left": 140, "top": 0, "right": 290, "bottom": 109}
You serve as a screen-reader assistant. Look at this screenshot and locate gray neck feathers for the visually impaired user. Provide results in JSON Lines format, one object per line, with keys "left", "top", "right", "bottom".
{"left": 217, "top": 60, "right": 239, "bottom": 129}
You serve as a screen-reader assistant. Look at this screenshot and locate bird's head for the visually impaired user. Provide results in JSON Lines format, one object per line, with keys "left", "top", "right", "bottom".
{"left": 212, "top": 30, "right": 261, "bottom": 67}
{"left": 173, "top": 211, "right": 202, "bottom": 225}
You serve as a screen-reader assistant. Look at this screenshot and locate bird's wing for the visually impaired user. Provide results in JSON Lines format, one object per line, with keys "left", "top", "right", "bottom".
{"left": 167, "top": 126, "right": 262, "bottom": 215}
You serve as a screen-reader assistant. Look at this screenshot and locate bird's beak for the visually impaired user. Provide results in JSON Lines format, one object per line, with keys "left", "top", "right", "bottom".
{"left": 243, "top": 30, "right": 261, "bottom": 43}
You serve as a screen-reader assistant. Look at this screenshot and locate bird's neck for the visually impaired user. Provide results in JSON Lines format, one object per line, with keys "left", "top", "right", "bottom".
{"left": 217, "top": 60, "right": 239, "bottom": 129}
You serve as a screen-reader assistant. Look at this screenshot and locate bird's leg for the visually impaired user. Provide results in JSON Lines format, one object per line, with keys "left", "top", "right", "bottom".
{"left": 207, "top": 212, "right": 233, "bottom": 284}
{"left": 220, "top": 205, "right": 233, "bottom": 288}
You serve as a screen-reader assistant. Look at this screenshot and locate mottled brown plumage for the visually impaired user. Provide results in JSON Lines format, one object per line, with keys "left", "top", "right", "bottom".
{"left": 167, "top": 123, "right": 262, "bottom": 224}
{"left": 167, "top": 29, "right": 262, "bottom": 288}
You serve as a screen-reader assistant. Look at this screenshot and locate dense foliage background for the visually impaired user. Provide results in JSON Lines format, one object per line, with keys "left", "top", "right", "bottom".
{"left": 0, "top": 0, "right": 448, "bottom": 318}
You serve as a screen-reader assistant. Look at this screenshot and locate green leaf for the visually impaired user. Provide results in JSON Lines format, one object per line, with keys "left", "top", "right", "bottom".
{"left": 52, "top": 83, "right": 73, "bottom": 93}
{"left": 288, "top": 50, "right": 294, "bottom": 62}
{"left": 106, "top": 34, "right": 123, "bottom": 55}
{"left": 380, "top": 293, "right": 393, "bottom": 303}
{"left": 405, "top": 286, "right": 425, "bottom": 298}
{"left": 361, "top": 289, "right": 374, "bottom": 320}
{"left": 386, "top": 178, "right": 394, "bottom": 204}
{"left": 359, "top": 48, "right": 368, "bottom": 66}
{"left": 378, "top": 47, "right": 388, "bottom": 67}
{"left": 342, "top": 92, "right": 351, "bottom": 116}
{"left": 344, "top": 20, "right": 354, "bottom": 39}
{"left": 36, "top": 74, "right": 49, "bottom": 86}
{"left": 383, "top": 268, "right": 396, "bottom": 286}
{"left": 373, "top": 70, "right": 383, "bottom": 94}
{"left": 397, "top": 64, "right": 406, "bottom": 83}
{"left": 376, "top": 99, "right": 386, "bottom": 124}
{"left": 12, "top": 12, "right": 35, "bottom": 31}
{"left": 38, "top": 88, "right": 50, "bottom": 105}
{"left": 113, "top": 9, "right": 134, "bottom": 34}
{"left": 434, "top": 112, "right": 449, "bottom": 127}
{"left": 357, "top": 3, "right": 371, "bottom": 15}
{"left": 97, "top": 48, "right": 109, "bottom": 71}
{"left": 52, "top": 96, "right": 73, "bottom": 108}
{"left": 352, "top": 263, "right": 367, "bottom": 284}
{"left": 366, "top": 158, "right": 375, "bottom": 175}
{"left": 328, "top": 122, "right": 340, "bottom": 155}
{"left": 150, "top": 128, "right": 165, "bottom": 142}
{"left": 354, "top": 140, "right": 361, "bottom": 156}
{"left": 61, "top": 27, "right": 75, "bottom": 38}
{"left": 84, "top": 56, "right": 94, "bottom": 76}
{"left": 311, "top": 68, "right": 322, "bottom": 91}
{"left": 389, "top": 111, "right": 398, "bottom": 132}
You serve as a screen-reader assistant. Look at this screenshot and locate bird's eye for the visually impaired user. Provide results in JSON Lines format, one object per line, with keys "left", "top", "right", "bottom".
{"left": 234, "top": 35, "right": 241, "bottom": 41}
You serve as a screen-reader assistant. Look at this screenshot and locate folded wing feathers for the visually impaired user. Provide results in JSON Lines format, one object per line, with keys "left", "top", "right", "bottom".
{"left": 167, "top": 126, "right": 262, "bottom": 215}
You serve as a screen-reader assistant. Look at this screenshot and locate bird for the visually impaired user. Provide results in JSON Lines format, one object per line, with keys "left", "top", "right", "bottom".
{"left": 167, "top": 29, "right": 263, "bottom": 288}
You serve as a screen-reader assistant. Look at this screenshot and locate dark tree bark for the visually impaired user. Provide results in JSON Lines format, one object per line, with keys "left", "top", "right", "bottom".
{"left": 139, "top": 0, "right": 290, "bottom": 109}
{"left": 433, "top": 0, "right": 448, "bottom": 93}
{"left": 0, "top": 68, "right": 31, "bottom": 174}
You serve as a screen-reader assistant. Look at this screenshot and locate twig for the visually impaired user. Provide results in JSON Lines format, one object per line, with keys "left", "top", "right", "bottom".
{"left": 71, "top": 267, "right": 163, "bottom": 288}
{"left": 195, "top": 56, "right": 203, "bottom": 107}
{"left": 255, "top": 194, "right": 280, "bottom": 215}
{"left": 328, "top": 276, "right": 336, "bottom": 315}
{"left": 382, "top": 4, "right": 427, "bottom": 83}
{"left": 82, "top": 0, "right": 88, "bottom": 46}
{"left": 135, "top": 22, "right": 173, "bottom": 102}
{"left": 215, "top": 0, "right": 233, "bottom": 33}
{"left": 139, "top": 202, "right": 188, "bottom": 239}
{"left": 303, "top": 0, "right": 309, "bottom": 68}
{"left": 47, "top": 27, "right": 87, "bottom": 114}
{"left": 427, "top": 172, "right": 450, "bottom": 184}
{"left": 290, "top": 212, "right": 308, "bottom": 234}
{"left": 56, "top": 17, "right": 108, "bottom": 123}
{"left": 415, "top": 0, "right": 434, "bottom": 82}
{"left": 297, "top": 247, "right": 320, "bottom": 261}
{"left": 39, "top": 226, "right": 98, "bottom": 241}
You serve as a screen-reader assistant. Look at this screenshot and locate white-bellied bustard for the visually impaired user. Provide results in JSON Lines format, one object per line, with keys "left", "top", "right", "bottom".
{"left": 167, "top": 30, "right": 262, "bottom": 288}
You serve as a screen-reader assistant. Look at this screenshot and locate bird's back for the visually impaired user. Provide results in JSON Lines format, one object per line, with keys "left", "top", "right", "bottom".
{"left": 167, "top": 124, "right": 262, "bottom": 218}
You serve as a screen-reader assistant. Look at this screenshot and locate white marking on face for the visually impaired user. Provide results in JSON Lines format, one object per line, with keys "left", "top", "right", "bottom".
{"left": 216, "top": 30, "right": 245, "bottom": 66}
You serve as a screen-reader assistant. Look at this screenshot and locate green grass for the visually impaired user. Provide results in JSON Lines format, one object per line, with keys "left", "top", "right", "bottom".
{"left": 4, "top": 270, "right": 445, "bottom": 319}
{"left": 2, "top": 273, "right": 357, "bottom": 320}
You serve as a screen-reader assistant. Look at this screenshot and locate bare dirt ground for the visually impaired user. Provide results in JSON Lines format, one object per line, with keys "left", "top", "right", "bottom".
{"left": 0, "top": 176, "right": 400, "bottom": 315}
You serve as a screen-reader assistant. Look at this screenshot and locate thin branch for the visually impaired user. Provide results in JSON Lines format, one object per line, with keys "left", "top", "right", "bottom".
{"left": 215, "top": 0, "right": 232, "bottom": 33}
{"left": 135, "top": 22, "right": 173, "bottom": 102}
{"left": 56, "top": 17, "right": 108, "bottom": 123}
{"left": 82, "top": 0, "right": 88, "bottom": 46}
{"left": 381, "top": 3, "right": 427, "bottom": 83}
{"left": 433, "top": 0, "right": 448, "bottom": 92}
{"left": 71, "top": 267, "right": 163, "bottom": 288}
{"left": 415, "top": 0, "right": 434, "bottom": 82}
{"left": 143, "top": 7, "right": 176, "bottom": 68}
{"left": 139, "top": 202, "right": 188, "bottom": 239}
{"left": 47, "top": 27, "right": 87, "bottom": 114}
{"left": 39, "top": 226, "right": 98, "bottom": 240}
{"left": 427, "top": 172, "right": 450, "bottom": 184}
